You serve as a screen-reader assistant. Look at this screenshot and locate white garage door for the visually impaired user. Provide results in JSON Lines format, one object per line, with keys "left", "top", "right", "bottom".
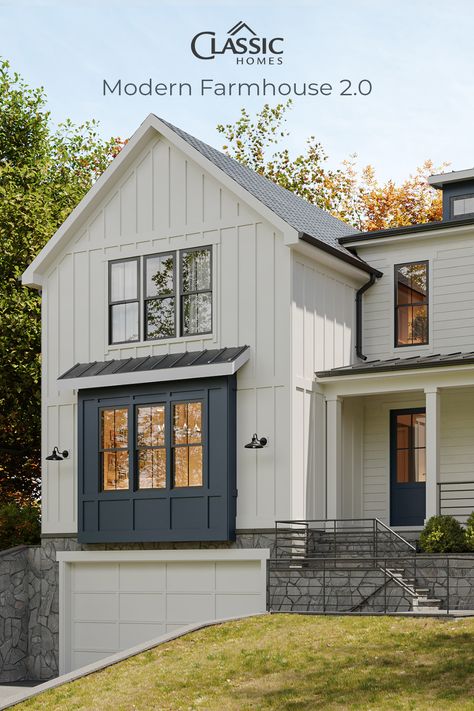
{"left": 57, "top": 549, "right": 269, "bottom": 673}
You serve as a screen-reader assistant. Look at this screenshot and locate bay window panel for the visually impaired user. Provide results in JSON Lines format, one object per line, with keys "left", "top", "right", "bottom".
{"left": 137, "top": 405, "right": 165, "bottom": 447}
{"left": 188, "top": 446, "right": 203, "bottom": 486}
{"left": 102, "top": 450, "right": 129, "bottom": 491}
{"left": 138, "top": 449, "right": 166, "bottom": 489}
{"left": 101, "top": 408, "right": 128, "bottom": 449}
{"left": 174, "top": 447, "right": 189, "bottom": 487}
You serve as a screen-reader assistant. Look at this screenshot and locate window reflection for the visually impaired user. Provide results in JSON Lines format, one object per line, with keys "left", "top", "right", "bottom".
{"left": 101, "top": 408, "right": 129, "bottom": 490}
{"left": 395, "top": 411, "right": 426, "bottom": 484}
{"left": 395, "top": 263, "right": 428, "bottom": 346}
{"left": 137, "top": 405, "right": 166, "bottom": 489}
{"left": 172, "top": 402, "right": 203, "bottom": 487}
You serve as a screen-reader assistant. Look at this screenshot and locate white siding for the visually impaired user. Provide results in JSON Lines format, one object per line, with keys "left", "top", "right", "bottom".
{"left": 42, "top": 135, "right": 291, "bottom": 533}
{"left": 357, "top": 387, "right": 474, "bottom": 524}
{"left": 291, "top": 251, "right": 358, "bottom": 519}
{"left": 358, "top": 232, "right": 474, "bottom": 359}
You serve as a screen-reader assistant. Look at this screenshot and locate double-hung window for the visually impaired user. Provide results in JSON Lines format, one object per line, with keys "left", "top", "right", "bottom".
{"left": 395, "top": 262, "right": 429, "bottom": 347}
{"left": 109, "top": 247, "right": 212, "bottom": 344}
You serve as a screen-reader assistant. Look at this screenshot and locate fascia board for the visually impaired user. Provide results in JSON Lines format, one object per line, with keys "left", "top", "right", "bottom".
{"left": 342, "top": 223, "right": 474, "bottom": 249}
{"left": 57, "top": 347, "right": 250, "bottom": 391}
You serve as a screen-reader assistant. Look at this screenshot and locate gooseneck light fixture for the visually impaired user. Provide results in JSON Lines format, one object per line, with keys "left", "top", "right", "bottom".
{"left": 46, "top": 447, "right": 69, "bottom": 461}
{"left": 244, "top": 433, "right": 268, "bottom": 449}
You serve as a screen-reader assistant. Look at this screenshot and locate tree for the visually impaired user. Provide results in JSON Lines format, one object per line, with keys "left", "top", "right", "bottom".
{"left": 217, "top": 101, "right": 444, "bottom": 231}
{"left": 0, "top": 59, "right": 123, "bottom": 504}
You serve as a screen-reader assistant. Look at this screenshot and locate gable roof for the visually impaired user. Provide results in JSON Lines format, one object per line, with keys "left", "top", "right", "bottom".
{"left": 22, "top": 114, "right": 377, "bottom": 287}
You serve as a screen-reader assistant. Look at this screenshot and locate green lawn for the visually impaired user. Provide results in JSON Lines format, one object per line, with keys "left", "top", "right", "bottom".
{"left": 15, "top": 615, "right": 474, "bottom": 710}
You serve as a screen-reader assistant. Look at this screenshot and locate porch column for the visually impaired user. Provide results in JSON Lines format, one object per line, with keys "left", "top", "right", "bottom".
{"left": 425, "top": 387, "right": 440, "bottom": 521}
{"left": 326, "top": 396, "right": 342, "bottom": 519}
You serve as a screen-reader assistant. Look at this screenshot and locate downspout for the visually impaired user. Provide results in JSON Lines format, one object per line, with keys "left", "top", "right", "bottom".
{"left": 355, "top": 272, "right": 379, "bottom": 361}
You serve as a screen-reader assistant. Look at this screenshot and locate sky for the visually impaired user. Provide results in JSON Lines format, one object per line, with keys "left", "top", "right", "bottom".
{"left": 1, "top": 0, "right": 474, "bottom": 181}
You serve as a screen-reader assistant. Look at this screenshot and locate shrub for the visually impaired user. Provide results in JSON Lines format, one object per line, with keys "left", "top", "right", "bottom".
{"left": 419, "top": 515, "right": 466, "bottom": 553}
{"left": 465, "top": 511, "right": 474, "bottom": 552}
{"left": 0, "top": 501, "right": 40, "bottom": 550}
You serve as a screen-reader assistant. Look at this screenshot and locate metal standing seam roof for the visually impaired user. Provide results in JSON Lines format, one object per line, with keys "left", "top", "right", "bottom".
{"left": 316, "top": 351, "right": 474, "bottom": 378}
{"left": 58, "top": 346, "right": 249, "bottom": 381}
{"left": 156, "top": 117, "right": 362, "bottom": 255}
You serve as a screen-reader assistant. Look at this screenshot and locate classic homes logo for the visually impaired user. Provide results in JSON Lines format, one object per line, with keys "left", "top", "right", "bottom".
{"left": 190, "top": 20, "right": 284, "bottom": 64}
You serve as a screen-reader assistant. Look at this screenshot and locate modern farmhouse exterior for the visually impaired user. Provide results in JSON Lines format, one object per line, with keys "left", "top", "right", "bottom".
{"left": 10, "top": 114, "right": 474, "bottom": 680}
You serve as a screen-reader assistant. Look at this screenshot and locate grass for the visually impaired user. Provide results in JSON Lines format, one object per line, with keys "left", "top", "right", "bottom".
{"left": 15, "top": 614, "right": 474, "bottom": 710}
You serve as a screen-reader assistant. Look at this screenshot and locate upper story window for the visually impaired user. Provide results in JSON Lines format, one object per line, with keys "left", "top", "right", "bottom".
{"left": 395, "top": 262, "right": 429, "bottom": 347}
{"left": 109, "top": 247, "right": 212, "bottom": 345}
{"left": 451, "top": 194, "right": 474, "bottom": 219}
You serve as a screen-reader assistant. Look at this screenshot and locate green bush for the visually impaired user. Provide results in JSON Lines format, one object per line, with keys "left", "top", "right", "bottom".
{"left": 419, "top": 515, "right": 466, "bottom": 553}
{"left": 465, "top": 511, "right": 474, "bottom": 552}
{"left": 0, "top": 501, "right": 40, "bottom": 550}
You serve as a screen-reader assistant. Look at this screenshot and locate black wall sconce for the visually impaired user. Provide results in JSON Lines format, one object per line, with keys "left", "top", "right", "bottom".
{"left": 46, "top": 447, "right": 69, "bottom": 461}
{"left": 244, "top": 433, "right": 268, "bottom": 449}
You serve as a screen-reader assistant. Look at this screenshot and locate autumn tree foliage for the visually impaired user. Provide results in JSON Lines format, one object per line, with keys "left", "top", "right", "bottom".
{"left": 217, "top": 101, "right": 444, "bottom": 231}
{"left": 0, "top": 59, "right": 123, "bottom": 505}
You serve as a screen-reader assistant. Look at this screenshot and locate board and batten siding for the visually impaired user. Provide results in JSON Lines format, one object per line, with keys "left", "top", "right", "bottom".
{"left": 41, "top": 135, "right": 291, "bottom": 534}
{"left": 357, "top": 230, "right": 474, "bottom": 359}
{"left": 357, "top": 388, "right": 474, "bottom": 524}
{"left": 291, "top": 251, "right": 358, "bottom": 519}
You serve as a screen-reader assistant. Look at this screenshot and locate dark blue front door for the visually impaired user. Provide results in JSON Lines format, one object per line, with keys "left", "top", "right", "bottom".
{"left": 390, "top": 408, "right": 426, "bottom": 526}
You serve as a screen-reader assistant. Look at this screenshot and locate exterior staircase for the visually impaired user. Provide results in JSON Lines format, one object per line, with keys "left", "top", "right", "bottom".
{"left": 269, "top": 519, "right": 444, "bottom": 614}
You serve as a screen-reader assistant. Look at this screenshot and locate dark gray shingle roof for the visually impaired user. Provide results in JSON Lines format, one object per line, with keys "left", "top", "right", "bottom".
{"left": 59, "top": 346, "right": 249, "bottom": 380}
{"left": 157, "top": 116, "right": 359, "bottom": 255}
{"left": 316, "top": 351, "right": 474, "bottom": 378}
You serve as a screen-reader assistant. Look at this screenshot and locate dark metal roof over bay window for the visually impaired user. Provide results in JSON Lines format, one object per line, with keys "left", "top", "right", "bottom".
{"left": 58, "top": 346, "right": 250, "bottom": 390}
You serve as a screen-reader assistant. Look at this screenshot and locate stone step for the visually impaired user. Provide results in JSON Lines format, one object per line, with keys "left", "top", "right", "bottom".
{"left": 413, "top": 597, "right": 442, "bottom": 608}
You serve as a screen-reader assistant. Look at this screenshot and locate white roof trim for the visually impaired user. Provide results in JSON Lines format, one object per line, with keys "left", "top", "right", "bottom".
{"left": 22, "top": 114, "right": 298, "bottom": 288}
{"left": 57, "top": 347, "right": 250, "bottom": 391}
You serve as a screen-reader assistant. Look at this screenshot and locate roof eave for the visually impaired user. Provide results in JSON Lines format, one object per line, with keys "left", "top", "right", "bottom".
{"left": 299, "top": 233, "right": 383, "bottom": 277}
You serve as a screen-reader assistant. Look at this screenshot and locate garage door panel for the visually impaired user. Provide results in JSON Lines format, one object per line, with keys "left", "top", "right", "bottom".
{"left": 73, "top": 621, "right": 118, "bottom": 651}
{"left": 73, "top": 593, "right": 118, "bottom": 621}
{"left": 216, "top": 593, "right": 264, "bottom": 618}
{"left": 166, "top": 593, "right": 214, "bottom": 623}
{"left": 119, "top": 622, "right": 166, "bottom": 648}
{"left": 215, "top": 561, "right": 261, "bottom": 593}
{"left": 166, "top": 562, "right": 214, "bottom": 592}
{"left": 118, "top": 562, "right": 165, "bottom": 591}
{"left": 119, "top": 593, "right": 164, "bottom": 622}
{"left": 72, "top": 563, "right": 119, "bottom": 592}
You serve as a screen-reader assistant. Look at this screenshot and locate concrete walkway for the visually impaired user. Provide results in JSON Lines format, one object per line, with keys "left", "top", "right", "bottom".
{"left": 0, "top": 683, "right": 39, "bottom": 702}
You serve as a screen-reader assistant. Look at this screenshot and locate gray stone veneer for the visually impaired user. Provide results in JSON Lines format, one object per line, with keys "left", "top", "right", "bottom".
{"left": 0, "top": 531, "right": 275, "bottom": 682}
{"left": 2, "top": 533, "right": 474, "bottom": 683}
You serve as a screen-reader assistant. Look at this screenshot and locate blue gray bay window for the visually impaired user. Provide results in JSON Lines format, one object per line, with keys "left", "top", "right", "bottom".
{"left": 109, "top": 246, "right": 212, "bottom": 344}
{"left": 78, "top": 375, "right": 236, "bottom": 543}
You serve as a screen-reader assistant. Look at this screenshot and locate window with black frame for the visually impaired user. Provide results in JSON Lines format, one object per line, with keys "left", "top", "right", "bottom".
{"left": 395, "top": 262, "right": 428, "bottom": 346}
{"left": 109, "top": 259, "right": 140, "bottom": 344}
{"left": 144, "top": 253, "right": 176, "bottom": 339}
{"left": 109, "top": 247, "right": 212, "bottom": 344}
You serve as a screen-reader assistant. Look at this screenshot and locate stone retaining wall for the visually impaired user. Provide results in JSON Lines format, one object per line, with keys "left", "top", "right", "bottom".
{"left": 2, "top": 535, "right": 474, "bottom": 683}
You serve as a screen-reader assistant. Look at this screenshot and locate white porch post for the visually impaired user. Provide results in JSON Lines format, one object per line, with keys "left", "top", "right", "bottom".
{"left": 425, "top": 387, "right": 440, "bottom": 521}
{"left": 326, "top": 396, "right": 342, "bottom": 519}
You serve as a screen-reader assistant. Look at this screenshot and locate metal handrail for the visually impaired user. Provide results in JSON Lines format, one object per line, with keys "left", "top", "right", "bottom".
{"left": 375, "top": 518, "right": 416, "bottom": 552}
{"left": 437, "top": 480, "right": 474, "bottom": 518}
{"left": 275, "top": 518, "right": 416, "bottom": 559}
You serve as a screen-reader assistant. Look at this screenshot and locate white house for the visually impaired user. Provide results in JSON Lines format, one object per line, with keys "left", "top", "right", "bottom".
{"left": 19, "top": 114, "right": 474, "bottom": 676}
